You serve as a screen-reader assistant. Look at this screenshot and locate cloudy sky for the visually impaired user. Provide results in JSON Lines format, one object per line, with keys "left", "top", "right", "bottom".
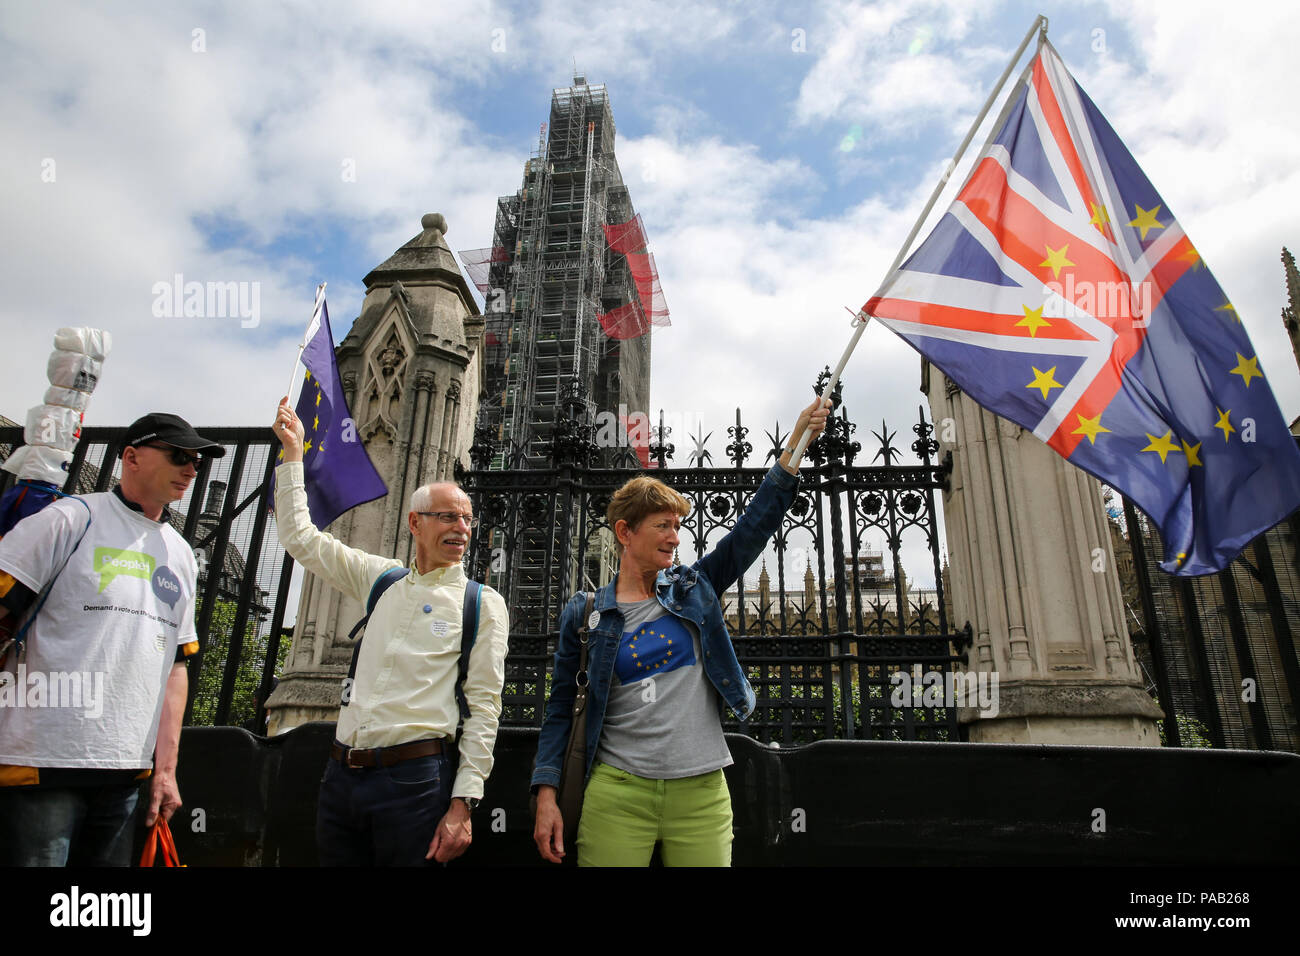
{"left": 2, "top": 0, "right": 1297, "bottom": 594}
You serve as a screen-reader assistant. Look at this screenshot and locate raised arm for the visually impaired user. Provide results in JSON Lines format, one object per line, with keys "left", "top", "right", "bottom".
{"left": 695, "top": 394, "right": 831, "bottom": 593}
{"left": 271, "top": 397, "right": 394, "bottom": 603}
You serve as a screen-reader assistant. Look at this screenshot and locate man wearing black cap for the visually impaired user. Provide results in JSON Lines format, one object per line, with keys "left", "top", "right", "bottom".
{"left": 0, "top": 412, "right": 224, "bottom": 865}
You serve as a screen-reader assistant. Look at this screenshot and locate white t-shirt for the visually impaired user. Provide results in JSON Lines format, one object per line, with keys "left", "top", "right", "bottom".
{"left": 0, "top": 491, "right": 198, "bottom": 769}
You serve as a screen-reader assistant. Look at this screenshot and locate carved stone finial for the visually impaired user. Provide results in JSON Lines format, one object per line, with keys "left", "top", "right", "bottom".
{"left": 421, "top": 212, "right": 448, "bottom": 235}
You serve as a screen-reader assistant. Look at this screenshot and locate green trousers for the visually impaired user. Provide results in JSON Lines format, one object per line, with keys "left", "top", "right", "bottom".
{"left": 576, "top": 761, "right": 734, "bottom": 867}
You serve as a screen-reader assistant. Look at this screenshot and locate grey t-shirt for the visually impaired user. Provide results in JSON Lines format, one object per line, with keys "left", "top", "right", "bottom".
{"left": 594, "top": 597, "right": 733, "bottom": 779}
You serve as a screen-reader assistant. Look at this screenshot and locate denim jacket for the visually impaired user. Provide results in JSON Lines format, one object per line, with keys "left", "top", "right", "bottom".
{"left": 530, "top": 461, "right": 800, "bottom": 791}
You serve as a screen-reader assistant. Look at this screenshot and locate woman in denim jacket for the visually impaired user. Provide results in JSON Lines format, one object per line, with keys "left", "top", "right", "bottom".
{"left": 532, "top": 395, "right": 830, "bottom": 866}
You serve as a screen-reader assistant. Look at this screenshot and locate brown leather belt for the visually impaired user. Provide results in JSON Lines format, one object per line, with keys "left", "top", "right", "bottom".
{"left": 331, "top": 738, "right": 445, "bottom": 769}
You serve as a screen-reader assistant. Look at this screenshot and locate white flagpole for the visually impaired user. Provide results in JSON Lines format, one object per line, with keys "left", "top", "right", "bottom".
{"left": 284, "top": 282, "right": 327, "bottom": 404}
{"left": 788, "top": 14, "right": 1049, "bottom": 461}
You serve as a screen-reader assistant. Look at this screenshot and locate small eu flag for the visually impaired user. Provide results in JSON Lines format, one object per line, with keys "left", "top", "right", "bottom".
{"left": 283, "top": 292, "right": 387, "bottom": 528}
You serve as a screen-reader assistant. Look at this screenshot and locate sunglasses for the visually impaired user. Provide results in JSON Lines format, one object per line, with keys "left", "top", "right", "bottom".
{"left": 138, "top": 443, "right": 205, "bottom": 468}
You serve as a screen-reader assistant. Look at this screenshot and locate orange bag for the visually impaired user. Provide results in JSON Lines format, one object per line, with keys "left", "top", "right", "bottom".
{"left": 139, "top": 818, "right": 184, "bottom": 867}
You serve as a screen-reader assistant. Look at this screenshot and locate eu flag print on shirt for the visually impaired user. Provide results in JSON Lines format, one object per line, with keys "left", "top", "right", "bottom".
{"left": 614, "top": 616, "right": 697, "bottom": 684}
{"left": 863, "top": 42, "right": 1300, "bottom": 576}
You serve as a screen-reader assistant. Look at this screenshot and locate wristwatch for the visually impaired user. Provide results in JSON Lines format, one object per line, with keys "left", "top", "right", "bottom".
{"left": 455, "top": 796, "right": 480, "bottom": 812}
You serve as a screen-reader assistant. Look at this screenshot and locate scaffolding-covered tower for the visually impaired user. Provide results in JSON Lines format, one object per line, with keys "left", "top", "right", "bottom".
{"left": 468, "top": 75, "right": 658, "bottom": 628}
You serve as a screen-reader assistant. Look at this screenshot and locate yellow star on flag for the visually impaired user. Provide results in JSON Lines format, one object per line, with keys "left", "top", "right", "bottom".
{"left": 1039, "top": 244, "right": 1075, "bottom": 279}
{"left": 1128, "top": 204, "right": 1165, "bottom": 241}
{"left": 1016, "top": 304, "right": 1051, "bottom": 337}
{"left": 303, "top": 438, "right": 313, "bottom": 454}
{"left": 315, "top": 389, "right": 323, "bottom": 406}
{"left": 304, "top": 369, "right": 312, "bottom": 382}
{"left": 1026, "top": 366, "right": 1064, "bottom": 400}
{"left": 1229, "top": 353, "right": 1261, "bottom": 388}
{"left": 1181, "top": 439, "right": 1203, "bottom": 467}
{"left": 313, "top": 415, "right": 320, "bottom": 431}
{"left": 1178, "top": 245, "right": 1203, "bottom": 269}
{"left": 1215, "top": 301, "right": 1240, "bottom": 323}
{"left": 1214, "top": 408, "right": 1235, "bottom": 442}
{"left": 1072, "top": 413, "right": 1111, "bottom": 445}
{"left": 1088, "top": 202, "right": 1110, "bottom": 232}
{"left": 1141, "top": 430, "right": 1180, "bottom": 463}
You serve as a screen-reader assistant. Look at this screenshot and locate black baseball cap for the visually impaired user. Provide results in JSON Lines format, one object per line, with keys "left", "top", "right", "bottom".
{"left": 122, "top": 412, "right": 227, "bottom": 458}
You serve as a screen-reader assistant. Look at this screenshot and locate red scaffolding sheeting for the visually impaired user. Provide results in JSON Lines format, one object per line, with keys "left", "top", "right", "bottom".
{"left": 597, "top": 214, "right": 670, "bottom": 340}
{"left": 457, "top": 247, "right": 509, "bottom": 298}
{"left": 598, "top": 301, "right": 651, "bottom": 340}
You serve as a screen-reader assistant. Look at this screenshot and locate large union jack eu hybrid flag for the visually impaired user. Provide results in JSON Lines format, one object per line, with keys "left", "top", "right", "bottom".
{"left": 864, "top": 42, "right": 1300, "bottom": 576}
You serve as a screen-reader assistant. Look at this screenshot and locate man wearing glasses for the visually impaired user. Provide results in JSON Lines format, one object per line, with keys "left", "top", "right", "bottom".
{"left": 272, "top": 397, "right": 509, "bottom": 866}
{"left": 0, "top": 412, "right": 222, "bottom": 865}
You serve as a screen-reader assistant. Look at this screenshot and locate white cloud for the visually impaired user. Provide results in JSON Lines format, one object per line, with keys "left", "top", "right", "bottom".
{"left": 517, "top": 0, "right": 746, "bottom": 81}
{"left": 794, "top": 0, "right": 1004, "bottom": 134}
{"left": 0, "top": 1, "right": 522, "bottom": 427}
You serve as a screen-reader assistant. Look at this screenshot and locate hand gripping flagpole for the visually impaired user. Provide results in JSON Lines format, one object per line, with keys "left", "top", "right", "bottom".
{"left": 788, "top": 14, "right": 1049, "bottom": 461}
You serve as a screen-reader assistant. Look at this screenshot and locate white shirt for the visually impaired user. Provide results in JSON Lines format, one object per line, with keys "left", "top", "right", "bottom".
{"left": 0, "top": 492, "right": 197, "bottom": 769}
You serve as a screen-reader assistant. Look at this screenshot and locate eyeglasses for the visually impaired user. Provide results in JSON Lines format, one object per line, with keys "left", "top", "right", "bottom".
{"left": 416, "top": 511, "right": 479, "bottom": 528}
{"left": 138, "top": 443, "right": 205, "bottom": 468}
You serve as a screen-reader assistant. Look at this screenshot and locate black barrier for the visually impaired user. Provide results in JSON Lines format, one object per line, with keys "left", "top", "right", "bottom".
{"left": 151, "top": 723, "right": 1300, "bottom": 866}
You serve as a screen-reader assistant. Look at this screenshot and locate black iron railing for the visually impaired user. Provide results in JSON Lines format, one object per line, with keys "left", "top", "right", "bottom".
{"left": 459, "top": 377, "right": 973, "bottom": 744}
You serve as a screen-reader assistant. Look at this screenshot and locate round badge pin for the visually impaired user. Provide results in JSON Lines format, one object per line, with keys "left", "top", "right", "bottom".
{"left": 587, "top": 611, "right": 600, "bottom": 629}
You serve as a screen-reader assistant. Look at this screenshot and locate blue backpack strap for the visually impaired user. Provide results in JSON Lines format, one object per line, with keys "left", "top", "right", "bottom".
{"left": 343, "top": 566, "right": 409, "bottom": 693}
{"left": 454, "top": 580, "right": 483, "bottom": 728}
{"left": 3, "top": 493, "right": 92, "bottom": 663}
{"left": 347, "top": 566, "right": 409, "bottom": 640}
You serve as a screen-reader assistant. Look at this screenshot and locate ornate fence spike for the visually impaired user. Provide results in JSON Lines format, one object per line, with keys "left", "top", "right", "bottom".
{"left": 765, "top": 421, "right": 789, "bottom": 465}
{"left": 725, "top": 408, "right": 752, "bottom": 468}
{"left": 872, "top": 420, "right": 901, "bottom": 466}
{"left": 821, "top": 407, "right": 860, "bottom": 465}
{"left": 813, "top": 365, "right": 846, "bottom": 410}
{"left": 911, "top": 405, "right": 940, "bottom": 463}
{"left": 649, "top": 408, "right": 675, "bottom": 468}
{"left": 688, "top": 424, "right": 713, "bottom": 468}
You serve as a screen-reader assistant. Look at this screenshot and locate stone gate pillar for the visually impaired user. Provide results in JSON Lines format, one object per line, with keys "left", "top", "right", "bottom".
{"left": 926, "top": 362, "right": 1163, "bottom": 745}
{"left": 267, "top": 213, "right": 484, "bottom": 733}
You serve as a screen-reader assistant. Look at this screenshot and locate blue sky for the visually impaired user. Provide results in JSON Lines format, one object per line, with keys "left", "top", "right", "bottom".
{"left": 2, "top": 0, "right": 1297, "bottom": 590}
